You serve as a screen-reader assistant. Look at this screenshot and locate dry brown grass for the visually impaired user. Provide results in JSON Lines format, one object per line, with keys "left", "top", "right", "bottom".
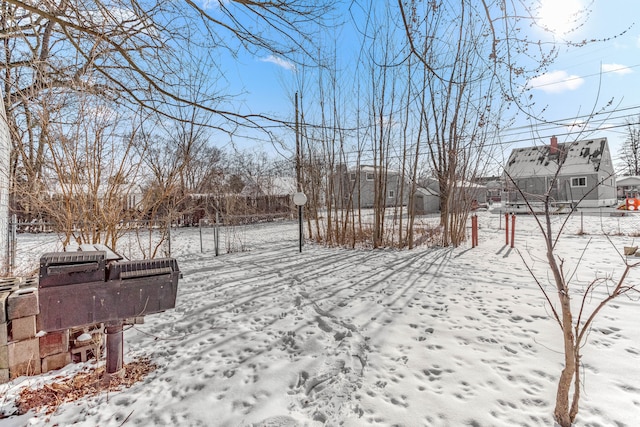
{"left": 16, "top": 357, "right": 156, "bottom": 416}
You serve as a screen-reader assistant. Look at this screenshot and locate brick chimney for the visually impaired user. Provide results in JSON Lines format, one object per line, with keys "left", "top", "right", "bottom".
{"left": 550, "top": 135, "right": 558, "bottom": 155}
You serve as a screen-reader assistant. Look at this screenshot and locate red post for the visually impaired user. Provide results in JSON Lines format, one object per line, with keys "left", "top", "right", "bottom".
{"left": 471, "top": 215, "right": 477, "bottom": 248}
{"left": 505, "top": 212, "right": 509, "bottom": 245}
{"left": 510, "top": 214, "right": 516, "bottom": 248}
{"left": 473, "top": 215, "right": 479, "bottom": 247}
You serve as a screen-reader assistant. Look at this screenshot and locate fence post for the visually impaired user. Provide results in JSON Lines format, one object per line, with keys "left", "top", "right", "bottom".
{"left": 199, "top": 218, "right": 203, "bottom": 253}
{"left": 5, "top": 216, "right": 9, "bottom": 273}
{"left": 167, "top": 222, "right": 171, "bottom": 257}
{"left": 215, "top": 211, "right": 220, "bottom": 257}
{"left": 471, "top": 215, "right": 478, "bottom": 248}
{"left": 474, "top": 215, "right": 479, "bottom": 247}
{"left": 471, "top": 215, "right": 475, "bottom": 248}
{"left": 505, "top": 212, "right": 509, "bottom": 245}
{"left": 510, "top": 214, "right": 516, "bottom": 249}
{"left": 9, "top": 214, "right": 16, "bottom": 273}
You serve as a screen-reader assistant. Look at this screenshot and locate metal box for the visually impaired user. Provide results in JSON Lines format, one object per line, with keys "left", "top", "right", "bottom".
{"left": 39, "top": 251, "right": 106, "bottom": 287}
{"left": 38, "top": 252, "right": 180, "bottom": 332}
{"left": 107, "top": 258, "right": 180, "bottom": 319}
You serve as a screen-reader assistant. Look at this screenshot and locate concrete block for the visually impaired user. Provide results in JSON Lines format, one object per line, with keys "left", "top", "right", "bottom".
{"left": 7, "top": 288, "right": 39, "bottom": 320}
{"left": 41, "top": 352, "right": 71, "bottom": 373}
{"left": 0, "top": 291, "right": 9, "bottom": 322}
{"left": 8, "top": 338, "right": 41, "bottom": 378}
{"left": 0, "top": 368, "right": 8, "bottom": 384}
{"left": 9, "top": 315, "right": 36, "bottom": 341}
{"left": 39, "top": 330, "right": 69, "bottom": 358}
{"left": 0, "top": 322, "right": 6, "bottom": 345}
{"left": 0, "top": 283, "right": 19, "bottom": 295}
{"left": 0, "top": 344, "right": 7, "bottom": 369}
{"left": 0, "top": 278, "right": 20, "bottom": 292}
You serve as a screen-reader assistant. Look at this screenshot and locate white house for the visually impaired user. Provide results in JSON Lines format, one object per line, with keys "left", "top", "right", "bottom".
{"left": 341, "top": 165, "right": 440, "bottom": 214}
{"left": 503, "top": 136, "right": 617, "bottom": 209}
{"left": 616, "top": 175, "right": 640, "bottom": 199}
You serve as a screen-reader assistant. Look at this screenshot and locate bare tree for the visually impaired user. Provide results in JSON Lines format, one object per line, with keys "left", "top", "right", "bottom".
{"left": 399, "top": 0, "right": 502, "bottom": 247}
{"left": 512, "top": 180, "right": 639, "bottom": 426}
{"left": 290, "top": 1, "right": 430, "bottom": 249}
{"left": 2, "top": 0, "right": 335, "bottom": 245}
{"left": 31, "top": 95, "right": 150, "bottom": 249}
{"left": 2, "top": 0, "right": 334, "bottom": 123}
{"left": 618, "top": 115, "right": 640, "bottom": 176}
{"left": 503, "top": 133, "right": 634, "bottom": 426}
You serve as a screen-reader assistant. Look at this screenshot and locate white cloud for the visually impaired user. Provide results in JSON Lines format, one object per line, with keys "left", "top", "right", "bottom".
{"left": 602, "top": 63, "right": 633, "bottom": 75}
{"left": 527, "top": 70, "right": 584, "bottom": 93}
{"left": 260, "top": 55, "right": 296, "bottom": 72}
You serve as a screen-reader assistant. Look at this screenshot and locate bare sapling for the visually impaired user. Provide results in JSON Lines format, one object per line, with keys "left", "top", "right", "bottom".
{"left": 506, "top": 163, "right": 640, "bottom": 426}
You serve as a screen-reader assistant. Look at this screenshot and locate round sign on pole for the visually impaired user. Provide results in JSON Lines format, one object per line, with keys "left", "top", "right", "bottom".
{"left": 293, "top": 192, "right": 307, "bottom": 206}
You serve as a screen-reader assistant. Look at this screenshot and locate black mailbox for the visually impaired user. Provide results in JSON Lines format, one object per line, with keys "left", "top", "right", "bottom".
{"left": 39, "top": 251, "right": 106, "bottom": 288}
{"left": 107, "top": 258, "right": 180, "bottom": 319}
{"left": 38, "top": 251, "right": 180, "bottom": 332}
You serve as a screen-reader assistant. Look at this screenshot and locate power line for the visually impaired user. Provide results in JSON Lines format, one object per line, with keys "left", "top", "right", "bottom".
{"left": 528, "top": 63, "right": 640, "bottom": 90}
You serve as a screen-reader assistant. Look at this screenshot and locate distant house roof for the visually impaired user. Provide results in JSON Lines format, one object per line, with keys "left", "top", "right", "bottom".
{"left": 241, "top": 176, "right": 296, "bottom": 197}
{"left": 505, "top": 138, "right": 609, "bottom": 177}
{"left": 616, "top": 176, "right": 640, "bottom": 187}
{"left": 422, "top": 177, "right": 486, "bottom": 192}
{"left": 416, "top": 186, "right": 439, "bottom": 197}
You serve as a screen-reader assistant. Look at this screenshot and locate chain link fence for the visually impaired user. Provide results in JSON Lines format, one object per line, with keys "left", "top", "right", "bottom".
{"left": 6, "top": 214, "right": 302, "bottom": 275}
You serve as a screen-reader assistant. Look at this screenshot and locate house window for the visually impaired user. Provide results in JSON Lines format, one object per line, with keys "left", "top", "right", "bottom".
{"left": 366, "top": 172, "right": 374, "bottom": 181}
{"left": 350, "top": 172, "right": 356, "bottom": 181}
{"left": 388, "top": 190, "right": 395, "bottom": 199}
{"left": 571, "top": 177, "right": 587, "bottom": 187}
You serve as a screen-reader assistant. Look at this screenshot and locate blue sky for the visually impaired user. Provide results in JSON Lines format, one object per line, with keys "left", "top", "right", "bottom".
{"left": 506, "top": 0, "right": 640, "bottom": 167}
{"left": 213, "top": 0, "right": 640, "bottom": 171}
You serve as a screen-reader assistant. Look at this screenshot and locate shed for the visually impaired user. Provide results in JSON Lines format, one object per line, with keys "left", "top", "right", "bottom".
{"left": 616, "top": 175, "right": 640, "bottom": 199}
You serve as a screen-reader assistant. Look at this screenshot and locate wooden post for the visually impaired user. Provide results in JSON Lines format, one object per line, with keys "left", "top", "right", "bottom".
{"left": 474, "top": 215, "right": 479, "bottom": 247}
{"left": 471, "top": 215, "right": 478, "bottom": 248}
{"left": 471, "top": 215, "right": 475, "bottom": 248}
{"left": 510, "top": 214, "right": 516, "bottom": 249}
{"left": 505, "top": 212, "right": 509, "bottom": 245}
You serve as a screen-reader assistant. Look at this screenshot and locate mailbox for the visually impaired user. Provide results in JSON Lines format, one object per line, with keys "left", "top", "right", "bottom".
{"left": 107, "top": 258, "right": 180, "bottom": 319}
{"left": 39, "top": 251, "right": 106, "bottom": 288}
{"left": 38, "top": 251, "right": 180, "bottom": 332}
{"left": 37, "top": 249, "right": 180, "bottom": 377}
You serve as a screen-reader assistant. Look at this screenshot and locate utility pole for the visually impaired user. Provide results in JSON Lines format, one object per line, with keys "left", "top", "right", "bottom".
{"left": 295, "top": 92, "right": 301, "bottom": 192}
{"left": 294, "top": 92, "right": 307, "bottom": 252}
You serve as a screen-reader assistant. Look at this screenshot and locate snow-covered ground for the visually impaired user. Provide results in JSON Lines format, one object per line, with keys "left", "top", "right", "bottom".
{"left": 2, "top": 209, "right": 640, "bottom": 426}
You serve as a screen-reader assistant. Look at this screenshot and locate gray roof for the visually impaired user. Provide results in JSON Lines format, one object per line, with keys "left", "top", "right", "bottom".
{"left": 505, "top": 138, "right": 609, "bottom": 178}
{"left": 616, "top": 176, "right": 640, "bottom": 187}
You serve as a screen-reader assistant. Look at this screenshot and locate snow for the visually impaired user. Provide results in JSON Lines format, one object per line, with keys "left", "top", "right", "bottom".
{"left": 2, "top": 209, "right": 640, "bottom": 426}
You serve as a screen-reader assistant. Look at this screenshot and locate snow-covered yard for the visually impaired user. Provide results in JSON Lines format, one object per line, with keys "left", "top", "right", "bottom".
{"left": 2, "top": 210, "right": 640, "bottom": 426}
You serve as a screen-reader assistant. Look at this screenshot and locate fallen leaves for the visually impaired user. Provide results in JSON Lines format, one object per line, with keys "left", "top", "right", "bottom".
{"left": 16, "top": 357, "right": 157, "bottom": 415}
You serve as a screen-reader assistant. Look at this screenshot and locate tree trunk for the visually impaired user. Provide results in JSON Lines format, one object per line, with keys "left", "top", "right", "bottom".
{"left": 549, "top": 244, "right": 577, "bottom": 427}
